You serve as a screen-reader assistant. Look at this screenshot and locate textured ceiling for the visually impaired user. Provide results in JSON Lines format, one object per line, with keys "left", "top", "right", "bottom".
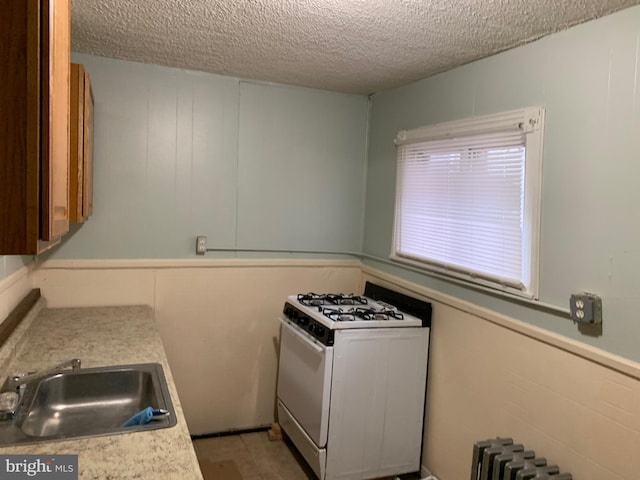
{"left": 71, "top": 0, "right": 640, "bottom": 95}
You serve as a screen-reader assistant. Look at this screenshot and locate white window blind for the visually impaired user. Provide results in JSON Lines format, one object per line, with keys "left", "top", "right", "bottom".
{"left": 392, "top": 108, "right": 544, "bottom": 298}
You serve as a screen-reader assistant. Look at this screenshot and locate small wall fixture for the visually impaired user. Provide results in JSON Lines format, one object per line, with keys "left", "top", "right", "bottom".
{"left": 195, "top": 236, "right": 207, "bottom": 255}
{"left": 569, "top": 293, "right": 602, "bottom": 324}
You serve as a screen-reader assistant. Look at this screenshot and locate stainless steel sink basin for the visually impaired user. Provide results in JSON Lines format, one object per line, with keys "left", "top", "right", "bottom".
{"left": 0, "top": 363, "right": 176, "bottom": 446}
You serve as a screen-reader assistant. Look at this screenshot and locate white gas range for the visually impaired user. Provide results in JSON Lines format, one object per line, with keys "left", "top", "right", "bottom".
{"left": 276, "top": 282, "right": 431, "bottom": 480}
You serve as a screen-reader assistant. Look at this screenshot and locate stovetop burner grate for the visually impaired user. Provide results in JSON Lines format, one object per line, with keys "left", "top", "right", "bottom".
{"left": 297, "top": 293, "right": 326, "bottom": 306}
{"left": 297, "top": 293, "right": 368, "bottom": 307}
{"left": 322, "top": 306, "right": 404, "bottom": 322}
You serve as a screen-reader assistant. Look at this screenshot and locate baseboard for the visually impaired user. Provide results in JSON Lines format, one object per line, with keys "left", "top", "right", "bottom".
{"left": 394, "top": 466, "right": 435, "bottom": 480}
{"left": 421, "top": 465, "right": 433, "bottom": 477}
{"left": 190, "top": 425, "right": 270, "bottom": 440}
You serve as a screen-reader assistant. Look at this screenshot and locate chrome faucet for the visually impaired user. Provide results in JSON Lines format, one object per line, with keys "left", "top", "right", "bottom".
{"left": 0, "top": 359, "right": 81, "bottom": 420}
{"left": 3, "top": 358, "right": 81, "bottom": 391}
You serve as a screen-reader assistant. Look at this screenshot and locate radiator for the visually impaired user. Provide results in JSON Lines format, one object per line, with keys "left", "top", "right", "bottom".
{"left": 471, "top": 438, "right": 573, "bottom": 480}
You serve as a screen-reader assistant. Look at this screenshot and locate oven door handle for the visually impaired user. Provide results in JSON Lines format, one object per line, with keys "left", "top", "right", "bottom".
{"left": 279, "top": 318, "right": 324, "bottom": 353}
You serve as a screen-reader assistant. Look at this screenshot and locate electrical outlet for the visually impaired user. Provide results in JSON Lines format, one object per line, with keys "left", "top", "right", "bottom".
{"left": 196, "top": 236, "right": 207, "bottom": 255}
{"left": 569, "top": 293, "right": 602, "bottom": 324}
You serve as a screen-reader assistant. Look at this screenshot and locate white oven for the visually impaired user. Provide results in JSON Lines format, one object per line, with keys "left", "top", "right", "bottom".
{"left": 276, "top": 282, "right": 431, "bottom": 480}
{"left": 277, "top": 319, "right": 333, "bottom": 478}
{"left": 277, "top": 320, "right": 333, "bottom": 447}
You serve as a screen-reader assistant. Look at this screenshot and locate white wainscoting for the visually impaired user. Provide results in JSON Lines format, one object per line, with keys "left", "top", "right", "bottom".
{"left": 362, "top": 266, "right": 640, "bottom": 480}
{"left": 33, "top": 259, "right": 362, "bottom": 435}
{"left": 27, "top": 259, "right": 640, "bottom": 479}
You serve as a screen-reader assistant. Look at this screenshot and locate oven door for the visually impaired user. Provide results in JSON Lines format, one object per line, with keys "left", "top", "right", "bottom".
{"left": 277, "top": 318, "right": 333, "bottom": 448}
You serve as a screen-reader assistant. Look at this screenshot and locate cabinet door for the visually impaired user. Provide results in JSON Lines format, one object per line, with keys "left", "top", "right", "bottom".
{"left": 40, "top": 0, "right": 70, "bottom": 241}
{"left": 69, "top": 63, "right": 85, "bottom": 223}
{"left": 69, "top": 65, "right": 94, "bottom": 223}
{"left": 83, "top": 71, "right": 94, "bottom": 218}
{"left": 0, "top": 0, "right": 40, "bottom": 254}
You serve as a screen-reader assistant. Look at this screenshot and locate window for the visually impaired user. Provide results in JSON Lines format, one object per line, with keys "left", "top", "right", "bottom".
{"left": 392, "top": 107, "right": 544, "bottom": 298}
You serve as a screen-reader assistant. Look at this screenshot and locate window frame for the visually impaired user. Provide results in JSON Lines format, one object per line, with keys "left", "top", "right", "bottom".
{"left": 391, "top": 107, "right": 545, "bottom": 299}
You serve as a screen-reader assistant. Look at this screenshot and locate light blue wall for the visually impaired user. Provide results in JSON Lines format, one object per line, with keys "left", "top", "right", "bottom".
{"left": 47, "top": 54, "right": 369, "bottom": 259}
{"left": 363, "top": 6, "right": 640, "bottom": 361}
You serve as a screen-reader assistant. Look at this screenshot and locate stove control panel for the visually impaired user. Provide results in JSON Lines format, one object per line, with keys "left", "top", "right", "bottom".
{"left": 282, "top": 302, "right": 334, "bottom": 346}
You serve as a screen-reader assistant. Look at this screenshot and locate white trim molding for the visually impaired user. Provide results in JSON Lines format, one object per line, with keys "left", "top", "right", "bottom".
{"left": 362, "top": 264, "right": 640, "bottom": 382}
{"left": 35, "top": 258, "right": 362, "bottom": 270}
{"left": 0, "top": 264, "right": 32, "bottom": 293}
{"left": 0, "top": 264, "right": 34, "bottom": 325}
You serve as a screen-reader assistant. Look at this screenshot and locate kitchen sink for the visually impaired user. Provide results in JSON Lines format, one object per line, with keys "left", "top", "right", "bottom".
{"left": 0, "top": 363, "right": 176, "bottom": 446}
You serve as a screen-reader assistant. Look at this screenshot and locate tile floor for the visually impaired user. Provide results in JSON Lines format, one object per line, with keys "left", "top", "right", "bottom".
{"left": 192, "top": 431, "right": 423, "bottom": 480}
{"left": 193, "top": 431, "right": 316, "bottom": 480}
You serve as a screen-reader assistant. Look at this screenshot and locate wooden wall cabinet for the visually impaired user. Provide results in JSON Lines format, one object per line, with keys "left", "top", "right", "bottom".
{"left": 69, "top": 63, "right": 94, "bottom": 223}
{"left": 1, "top": 0, "right": 71, "bottom": 255}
